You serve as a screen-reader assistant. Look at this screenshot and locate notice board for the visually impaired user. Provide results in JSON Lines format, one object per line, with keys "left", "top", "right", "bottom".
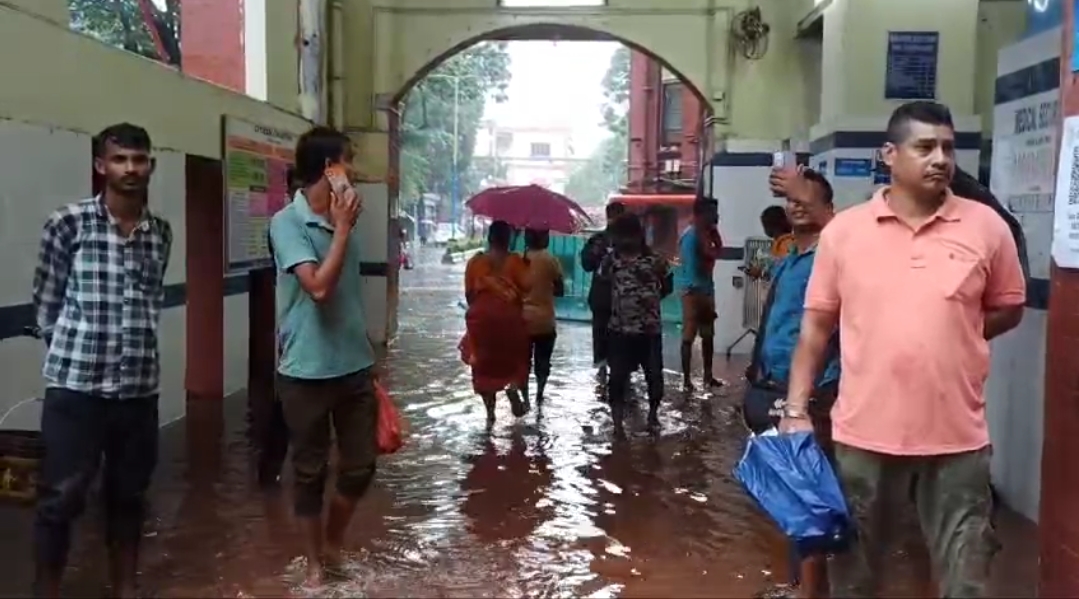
{"left": 222, "top": 116, "right": 300, "bottom": 273}
{"left": 884, "top": 31, "right": 939, "bottom": 100}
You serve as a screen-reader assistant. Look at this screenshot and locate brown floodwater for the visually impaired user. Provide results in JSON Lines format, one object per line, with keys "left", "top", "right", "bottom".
{"left": 0, "top": 247, "right": 1038, "bottom": 598}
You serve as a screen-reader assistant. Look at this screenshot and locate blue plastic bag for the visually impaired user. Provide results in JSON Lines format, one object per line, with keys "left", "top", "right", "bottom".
{"left": 734, "top": 431, "right": 853, "bottom": 556}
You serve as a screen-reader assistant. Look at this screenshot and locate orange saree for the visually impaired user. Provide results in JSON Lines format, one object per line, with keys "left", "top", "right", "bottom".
{"left": 462, "top": 252, "right": 531, "bottom": 394}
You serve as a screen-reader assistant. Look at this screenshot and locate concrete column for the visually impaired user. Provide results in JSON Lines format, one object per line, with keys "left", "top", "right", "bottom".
{"left": 265, "top": 0, "right": 300, "bottom": 113}
{"left": 1039, "top": 1, "right": 1079, "bottom": 594}
{"left": 812, "top": 0, "right": 982, "bottom": 208}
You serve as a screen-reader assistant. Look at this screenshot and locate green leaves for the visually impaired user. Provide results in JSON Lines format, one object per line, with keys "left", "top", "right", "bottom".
{"left": 69, "top": 0, "right": 181, "bottom": 66}
{"left": 399, "top": 42, "right": 512, "bottom": 208}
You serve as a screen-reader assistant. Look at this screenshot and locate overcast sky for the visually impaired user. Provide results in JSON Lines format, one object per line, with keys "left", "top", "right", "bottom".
{"left": 484, "top": 41, "right": 621, "bottom": 157}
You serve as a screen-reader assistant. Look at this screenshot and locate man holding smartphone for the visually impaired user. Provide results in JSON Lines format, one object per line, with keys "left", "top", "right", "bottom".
{"left": 269, "top": 126, "right": 376, "bottom": 586}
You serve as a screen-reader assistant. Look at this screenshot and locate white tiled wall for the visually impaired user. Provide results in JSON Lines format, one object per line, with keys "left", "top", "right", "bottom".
{"left": 0, "top": 120, "right": 251, "bottom": 430}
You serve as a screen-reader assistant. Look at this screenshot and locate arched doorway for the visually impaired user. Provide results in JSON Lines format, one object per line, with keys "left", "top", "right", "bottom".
{"left": 383, "top": 23, "right": 713, "bottom": 337}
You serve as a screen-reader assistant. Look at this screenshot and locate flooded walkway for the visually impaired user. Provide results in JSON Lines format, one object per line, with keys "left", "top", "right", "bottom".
{"left": 0, "top": 247, "right": 1038, "bottom": 597}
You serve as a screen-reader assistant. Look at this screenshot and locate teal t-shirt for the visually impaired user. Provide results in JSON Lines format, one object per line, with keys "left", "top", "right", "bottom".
{"left": 269, "top": 192, "right": 375, "bottom": 379}
{"left": 675, "top": 227, "right": 715, "bottom": 295}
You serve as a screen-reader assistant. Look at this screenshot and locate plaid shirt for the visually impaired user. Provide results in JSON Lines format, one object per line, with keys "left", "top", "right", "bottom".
{"left": 32, "top": 197, "right": 173, "bottom": 398}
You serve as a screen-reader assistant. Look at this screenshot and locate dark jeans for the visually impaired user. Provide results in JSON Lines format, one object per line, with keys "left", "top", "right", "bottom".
{"left": 257, "top": 395, "right": 289, "bottom": 485}
{"left": 607, "top": 332, "right": 664, "bottom": 413}
{"left": 278, "top": 368, "right": 378, "bottom": 517}
{"left": 529, "top": 332, "right": 557, "bottom": 383}
{"left": 590, "top": 308, "right": 611, "bottom": 366}
{"left": 34, "top": 388, "right": 159, "bottom": 577}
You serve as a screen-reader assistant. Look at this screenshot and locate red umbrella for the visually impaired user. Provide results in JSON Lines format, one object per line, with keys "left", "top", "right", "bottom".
{"left": 465, "top": 185, "right": 592, "bottom": 233}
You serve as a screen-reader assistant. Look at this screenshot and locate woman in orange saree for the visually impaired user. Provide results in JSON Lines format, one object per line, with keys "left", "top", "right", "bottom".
{"left": 463, "top": 221, "right": 532, "bottom": 424}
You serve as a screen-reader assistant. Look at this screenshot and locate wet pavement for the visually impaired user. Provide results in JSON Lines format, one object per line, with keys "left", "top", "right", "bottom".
{"left": 0, "top": 245, "right": 1038, "bottom": 597}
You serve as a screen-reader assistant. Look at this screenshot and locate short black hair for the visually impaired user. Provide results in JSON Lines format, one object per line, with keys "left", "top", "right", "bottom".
{"left": 693, "top": 198, "right": 718, "bottom": 216}
{"left": 524, "top": 228, "right": 549, "bottom": 250}
{"left": 606, "top": 201, "right": 627, "bottom": 219}
{"left": 801, "top": 168, "right": 834, "bottom": 205}
{"left": 488, "top": 220, "right": 513, "bottom": 249}
{"left": 886, "top": 101, "right": 954, "bottom": 144}
{"left": 760, "top": 205, "right": 788, "bottom": 225}
{"left": 93, "top": 123, "right": 151, "bottom": 157}
{"left": 610, "top": 213, "right": 644, "bottom": 240}
{"left": 294, "top": 126, "right": 350, "bottom": 186}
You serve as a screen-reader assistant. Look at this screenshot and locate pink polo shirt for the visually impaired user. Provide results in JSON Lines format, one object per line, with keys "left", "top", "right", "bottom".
{"left": 805, "top": 189, "right": 1026, "bottom": 456}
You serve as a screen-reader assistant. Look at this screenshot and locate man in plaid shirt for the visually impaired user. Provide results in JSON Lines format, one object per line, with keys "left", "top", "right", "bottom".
{"left": 31, "top": 123, "right": 172, "bottom": 598}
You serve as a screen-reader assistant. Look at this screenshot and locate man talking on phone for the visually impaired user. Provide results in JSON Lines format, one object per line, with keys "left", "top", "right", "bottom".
{"left": 269, "top": 126, "right": 378, "bottom": 586}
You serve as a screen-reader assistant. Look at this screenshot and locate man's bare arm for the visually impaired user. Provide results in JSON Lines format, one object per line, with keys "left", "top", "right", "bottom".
{"left": 785, "top": 308, "right": 839, "bottom": 411}
{"left": 293, "top": 229, "right": 351, "bottom": 303}
{"left": 984, "top": 305, "right": 1023, "bottom": 340}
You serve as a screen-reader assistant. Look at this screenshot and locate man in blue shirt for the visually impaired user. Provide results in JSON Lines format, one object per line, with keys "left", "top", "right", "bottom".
{"left": 269, "top": 126, "right": 376, "bottom": 586}
{"left": 676, "top": 199, "right": 724, "bottom": 391}
{"left": 744, "top": 166, "right": 838, "bottom": 599}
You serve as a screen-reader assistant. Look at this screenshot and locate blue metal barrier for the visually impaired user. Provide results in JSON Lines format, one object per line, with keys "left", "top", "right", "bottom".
{"left": 514, "top": 233, "right": 683, "bottom": 324}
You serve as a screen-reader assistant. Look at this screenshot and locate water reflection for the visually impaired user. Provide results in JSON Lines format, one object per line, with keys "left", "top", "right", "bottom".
{"left": 0, "top": 246, "right": 1035, "bottom": 598}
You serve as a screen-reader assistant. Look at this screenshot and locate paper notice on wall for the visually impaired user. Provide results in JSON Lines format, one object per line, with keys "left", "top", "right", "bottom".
{"left": 1051, "top": 115, "right": 1079, "bottom": 269}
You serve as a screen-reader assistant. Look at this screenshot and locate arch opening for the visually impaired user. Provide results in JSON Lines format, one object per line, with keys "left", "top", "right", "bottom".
{"left": 390, "top": 23, "right": 710, "bottom": 107}
{"left": 385, "top": 22, "right": 715, "bottom": 227}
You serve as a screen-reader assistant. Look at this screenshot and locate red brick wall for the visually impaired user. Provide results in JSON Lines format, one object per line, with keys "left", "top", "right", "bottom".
{"left": 1040, "top": 5, "right": 1079, "bottom": 596}
{"left": 181, "top": 0, "right": 245, "bottom": 93}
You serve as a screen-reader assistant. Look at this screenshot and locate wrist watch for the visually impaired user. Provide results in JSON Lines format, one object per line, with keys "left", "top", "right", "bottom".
{"left": 783, "top": 405, "right": 809, "bottom": 419}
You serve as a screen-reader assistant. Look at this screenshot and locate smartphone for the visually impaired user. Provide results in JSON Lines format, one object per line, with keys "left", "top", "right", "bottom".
{"left": 771, "top": 151, "right": 796, "bottom": 197}
{"left": 324, "top": 164, "right": 353, "bottom": 200}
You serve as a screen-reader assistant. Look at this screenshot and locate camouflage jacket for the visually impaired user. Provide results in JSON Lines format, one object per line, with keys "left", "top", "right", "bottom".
{"left": 603, "top": 251, "right": 671, "bottom": 335}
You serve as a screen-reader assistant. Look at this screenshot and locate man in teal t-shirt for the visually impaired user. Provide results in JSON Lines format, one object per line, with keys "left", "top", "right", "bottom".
{"left": 675, "top": 199, "right": 724, "bottom": 391}
{"left": 268, "top": 126, "right": 377, "bottom": 587}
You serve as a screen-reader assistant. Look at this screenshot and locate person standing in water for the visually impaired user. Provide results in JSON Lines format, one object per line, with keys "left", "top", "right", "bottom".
{"left": 604, "top": 213, "right": 672, "bottom": 435}
{"left": 781, "top": 101, "right": 1025, "bottom": 597}
{"left": 522, "top": 228, "right": 565, "bottom": 406}
{"left": 463, "top": 221, "right": 532, "bottom": 424}
{"left": 580, "top": 201, "right": 627, "bottom": 380}
{"left": 32, "top": 123, "right": 172, "bottom": 598}
{"left": 676, "top": 198, "right": 724, "bottom": 391}
{"left": 269, "top": 126, "right": 377, "bottom": 587}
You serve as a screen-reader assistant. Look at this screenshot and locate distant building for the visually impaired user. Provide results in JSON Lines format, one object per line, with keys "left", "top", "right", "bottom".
{"left": 474, "top": 121, "right": 586, "bottom": 194}
{"left": 625, "top": 50, "right": 708, "bottom": 195}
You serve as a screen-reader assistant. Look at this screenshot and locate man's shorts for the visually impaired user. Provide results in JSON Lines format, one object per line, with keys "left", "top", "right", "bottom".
{"left": 681, "top": 290, "right": 716, "bottom": 340}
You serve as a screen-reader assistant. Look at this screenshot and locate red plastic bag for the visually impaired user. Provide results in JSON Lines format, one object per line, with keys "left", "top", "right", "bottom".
{"left": 375, "top": 381, "right": 404, "bottom": 455}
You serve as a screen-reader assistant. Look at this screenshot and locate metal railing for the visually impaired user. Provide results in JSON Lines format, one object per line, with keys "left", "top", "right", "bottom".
{"left": 726, "top": 237, "right": 772, "bottom": 358}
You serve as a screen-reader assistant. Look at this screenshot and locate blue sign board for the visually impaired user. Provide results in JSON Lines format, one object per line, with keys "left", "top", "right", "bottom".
{"left": 872, "top": 150, "right": 891, "bottom": 184}
{"left": 834, "top": 158, "right": 872, "bottom": 178}
{"left": 1028, "top": 0, "right": 1063, "bottom": 39}
{"left": 815, "top": 160, "right": 828, "bottom": 175}
{"left": 885, "top": 31, "right": 939, "bottom": 100}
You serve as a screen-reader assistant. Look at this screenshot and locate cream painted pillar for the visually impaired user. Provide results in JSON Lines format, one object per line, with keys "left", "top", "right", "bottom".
{"left": 265, "top": 0, "right": 300, "bottom": 113}
{"left": 811, "top": 0, "right": 981, "bottom": 209}
{"left": 6, "top": 0, "right": 67, "bottom": 23}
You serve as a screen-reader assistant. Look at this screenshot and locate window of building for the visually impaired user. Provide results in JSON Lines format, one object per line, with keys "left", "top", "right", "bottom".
{"left": 530, "top": 142, "right": 552, "bottom": 158}
{"left": 496, "top": 132, "right": 513, "bottom": 154}
{"left": 662, "top": 81, "right": 685, "bottom": 144}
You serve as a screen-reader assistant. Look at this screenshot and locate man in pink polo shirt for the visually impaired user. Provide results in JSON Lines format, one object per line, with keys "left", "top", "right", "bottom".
{"left": 780, "top": 101, "right": 1026, "bottom": 598}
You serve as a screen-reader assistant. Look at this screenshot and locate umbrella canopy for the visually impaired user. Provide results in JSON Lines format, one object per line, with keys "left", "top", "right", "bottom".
{"left": 465, "top": 185, "right": 592, "bottom": 233}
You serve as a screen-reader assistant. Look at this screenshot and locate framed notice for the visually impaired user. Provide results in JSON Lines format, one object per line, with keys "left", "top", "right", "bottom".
{"left": 884, "top": 31, "right": 939, "bottom": 100}
{"left": 222, "top": 116, "right": 300, "bottom": 273}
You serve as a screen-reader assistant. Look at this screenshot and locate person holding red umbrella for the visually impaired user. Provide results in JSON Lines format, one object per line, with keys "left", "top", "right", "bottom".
{"left": 463, "top": 221, "right": 533, "bottom": 425}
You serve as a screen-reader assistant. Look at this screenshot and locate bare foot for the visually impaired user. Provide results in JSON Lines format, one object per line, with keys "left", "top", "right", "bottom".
{"left": 303, "top": 561, "right": 324, "bottom": 588}
{"left": 508, "top": 388, "right": 530, "bottom": 418}
{"left": 323, "top": 545, "right": 346, "bottom": 578}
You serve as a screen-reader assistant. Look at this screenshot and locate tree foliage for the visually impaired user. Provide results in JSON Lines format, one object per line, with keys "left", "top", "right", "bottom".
{"left": 564, "top": 45, "right": 630, "bottom": 207}
{"left": 69, "top": 0, "right": 181, "bottom": 66}
{"left": 398, "top": 42, "right": 512, "bottom": 211}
